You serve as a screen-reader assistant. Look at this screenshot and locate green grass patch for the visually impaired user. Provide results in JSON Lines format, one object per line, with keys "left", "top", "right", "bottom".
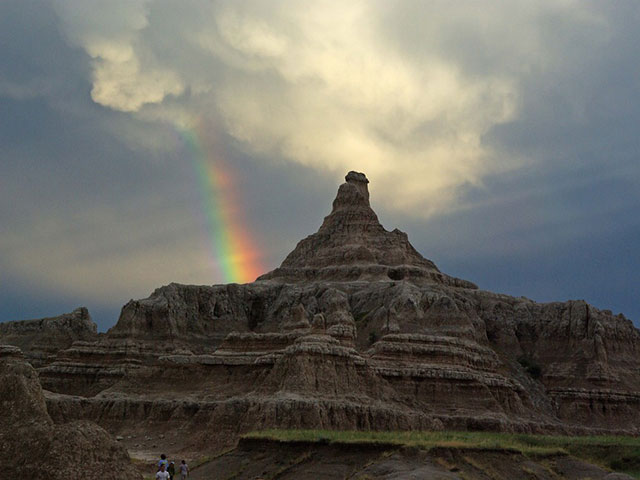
{"left": 243, "top": 429, "right": 640, "bottom": 478}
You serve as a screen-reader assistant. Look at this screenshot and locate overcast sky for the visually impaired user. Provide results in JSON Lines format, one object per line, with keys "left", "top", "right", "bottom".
{"left": 2, "top": 1, "right": 639, "bottom": 331}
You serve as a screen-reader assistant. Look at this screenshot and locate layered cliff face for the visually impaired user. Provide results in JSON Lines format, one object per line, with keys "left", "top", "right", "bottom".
{"left": 8, "top": 171, "right": 639, "bottom": 448}
{"left": 475, "top": 294, "right": 640, "bottom": 429}
{"left": 0, "top": 345, "right": 140, "bottom": 479}
{"left": 0, "top": 307, "right": 97, "bottom": 368}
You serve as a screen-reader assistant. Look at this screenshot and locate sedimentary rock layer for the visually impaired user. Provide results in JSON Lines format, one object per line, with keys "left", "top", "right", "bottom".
{"left": 0, "top": 345, "right": 140, "bottom": 479}
{"left": 0, "top": 307, "right": 97, "bottom": 367}
{"left": 4, "top": 171, "right": 640, "bottom": 446}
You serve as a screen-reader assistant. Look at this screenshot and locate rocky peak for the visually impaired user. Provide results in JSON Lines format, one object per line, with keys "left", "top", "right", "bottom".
{"left": 259, "top": 171, "right": 476, "bottom": 288}
{"left": 316, "top": 171, "right": 384, "bottom": 240}
{"left": 335, "top": 170, "right": 370, "bottom": 206}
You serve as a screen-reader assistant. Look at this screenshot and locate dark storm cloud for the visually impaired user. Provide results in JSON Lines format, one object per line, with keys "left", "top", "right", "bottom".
{"left": 0, "top": 0, "right": 87, "bottom": 101}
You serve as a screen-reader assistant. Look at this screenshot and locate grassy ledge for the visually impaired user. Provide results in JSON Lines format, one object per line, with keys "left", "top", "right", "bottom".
{"left": 243, "top": 429, "right": 640, "bottom": 478}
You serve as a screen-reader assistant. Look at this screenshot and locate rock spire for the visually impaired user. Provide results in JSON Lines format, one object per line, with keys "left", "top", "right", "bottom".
{"left": 259, "top": 171, "right": 474, "bottom": 287}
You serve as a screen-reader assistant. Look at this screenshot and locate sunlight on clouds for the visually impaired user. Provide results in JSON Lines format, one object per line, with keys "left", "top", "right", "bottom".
{"left": 53, "top": 0, "right": 183, "bottom": 112}
{"left": 210, "top": 2, "right": 519, "bottom": 214}
{"left": 217, "top": 10, "right": 288, "bottom": 59}
{"left": 90, "top": 51, "right": 183, "bottom": 112}
{"left": 51, "top": 0, "right": 608, "bottom": 215}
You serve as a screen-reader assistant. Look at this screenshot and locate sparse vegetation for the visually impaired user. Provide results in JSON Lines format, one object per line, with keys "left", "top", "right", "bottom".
{"left": 244, "top": 429, "right": 640, "bottom": 478}
{"left": 368, "top": 331, "right": 379, "bottom": 345}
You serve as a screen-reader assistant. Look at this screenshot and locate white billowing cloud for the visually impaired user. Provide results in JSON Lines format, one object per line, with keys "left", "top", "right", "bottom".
{"left": 52, "top": 0, "right": 183, "bottom": 111}
{"left": 88, "top": 43, "right": 183, "bottom": 112}
{"left": 51, "top": 0, "right": 610, "bottom": 214}
{"left": 209, "top": 2, "right": 519, "bottom": 213}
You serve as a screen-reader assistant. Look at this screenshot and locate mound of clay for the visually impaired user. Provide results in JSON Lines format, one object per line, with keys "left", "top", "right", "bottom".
{"left": 0, "top": 345, "right": 140, "bottom": 479}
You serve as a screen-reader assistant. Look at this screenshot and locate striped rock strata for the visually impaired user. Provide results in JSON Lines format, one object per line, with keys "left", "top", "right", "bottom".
{"left": 0, "top": 307, "right": 96, "bottom": 368}
{"left": 0, "top": 345, "right": 140, "bottom": 479}
{"left": 3, "top": 171, "right": 640, "bottom": 451}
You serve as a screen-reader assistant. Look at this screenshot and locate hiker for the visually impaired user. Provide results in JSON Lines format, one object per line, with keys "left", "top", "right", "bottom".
{"left": 157, "top": 453, "right": 169, "bottom": 471}
{"left": 168, "top": 461, "right": 175, "bottom": 480}
{"left": 179, "top": 459, "right": 190, "bottom": 479}
{"left": 156, "top": 464, "right": 171, "bottom": 480}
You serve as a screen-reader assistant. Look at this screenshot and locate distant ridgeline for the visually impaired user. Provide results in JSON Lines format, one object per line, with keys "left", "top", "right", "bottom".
{"left": 2, "top": 171, "right": 640, "bottom": 454}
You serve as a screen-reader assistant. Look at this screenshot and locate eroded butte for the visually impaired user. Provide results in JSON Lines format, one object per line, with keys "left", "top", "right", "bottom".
{"left": 2, "top": 171, "right": 640, "bottom": 459}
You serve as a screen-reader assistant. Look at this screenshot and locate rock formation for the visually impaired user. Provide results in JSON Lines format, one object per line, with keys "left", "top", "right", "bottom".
{"left": 3, "top": 171, "right": 640, "bottom": 453}
{"left": 0, "top": 307, "right": 97, "bottom": 367}
{"left": 259, "top": 170, "right": 475, "bottom": 288}
{"left": 0, "top": 345, "right": 140, "bottom": 479}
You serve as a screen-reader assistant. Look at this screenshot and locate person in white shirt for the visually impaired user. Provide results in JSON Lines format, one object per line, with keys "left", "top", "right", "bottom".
{"left": 156, "top": 464, "right": 171, "bottom": 480}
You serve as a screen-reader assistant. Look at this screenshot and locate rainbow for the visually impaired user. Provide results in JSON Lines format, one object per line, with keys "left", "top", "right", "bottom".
{"left": 176, "top": 117, "right": 264, "bottom": 284}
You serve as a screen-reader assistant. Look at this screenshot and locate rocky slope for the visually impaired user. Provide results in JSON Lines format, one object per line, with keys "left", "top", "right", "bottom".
{"left": 0, "top": 344, "right": 140, "bottom": 479}
{"left": 6, "top": 171, "right": 640, "bottom": 451}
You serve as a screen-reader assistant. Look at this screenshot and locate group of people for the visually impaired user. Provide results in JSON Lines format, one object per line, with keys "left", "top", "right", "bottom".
{"left": 156, "top": 454, "right": 189, "bottom": 480}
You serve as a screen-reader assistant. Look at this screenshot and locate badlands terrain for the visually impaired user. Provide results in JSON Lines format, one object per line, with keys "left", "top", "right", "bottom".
{"left": 2, "top": 171, "right": 639, "bottom": 478}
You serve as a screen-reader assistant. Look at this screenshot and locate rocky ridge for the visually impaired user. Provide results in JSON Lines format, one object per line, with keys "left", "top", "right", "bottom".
{"left": 0, "top": 307, "right": 97, "bottom": 367}
{"left": 2, "top": 171, "right": 640, "bottom": 454}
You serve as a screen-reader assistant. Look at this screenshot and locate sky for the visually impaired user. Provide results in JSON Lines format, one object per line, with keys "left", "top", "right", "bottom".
{"left": 1, "top": 1, "right": 639, "bottom": 331}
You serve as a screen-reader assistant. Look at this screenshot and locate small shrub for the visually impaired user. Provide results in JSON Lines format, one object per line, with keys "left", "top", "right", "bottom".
{"left": 368, "top": 331, "right": 379, "bottom": 345}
